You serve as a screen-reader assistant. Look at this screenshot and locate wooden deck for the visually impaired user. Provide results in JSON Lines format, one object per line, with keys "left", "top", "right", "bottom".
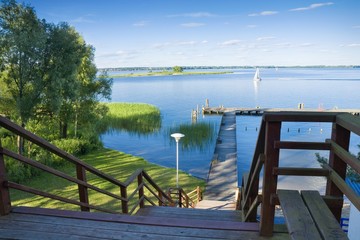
{"left": 202, "top": 107, "right": 360, "bottom": 116}
{"left": 204, "top": 111, "right": 238, "bottom": 203}
{"left": 0, "top": 207, "right": 290, "bottom": 239}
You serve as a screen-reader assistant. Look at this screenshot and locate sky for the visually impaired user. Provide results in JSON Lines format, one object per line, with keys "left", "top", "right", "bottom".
{"left": 18, "top": 0, "right": 360, "bottom": 68}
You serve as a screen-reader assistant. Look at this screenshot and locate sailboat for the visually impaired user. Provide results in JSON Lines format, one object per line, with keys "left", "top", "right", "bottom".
{"left": 253, "top": 68, "right": 261, "bottom": 81}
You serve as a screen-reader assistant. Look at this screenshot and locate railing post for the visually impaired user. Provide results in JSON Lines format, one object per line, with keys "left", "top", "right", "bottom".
{"left": 260, "top": 121, "right": 281, "bottom": 237}
{"left": 120, "top": 186, "right": 128, "bottom": 214}
{"left": 76, "top": 164, "right": 90, "bottom": 212}
{"left": 178, "top": 188, "right": 182, "bottom": 208}
{"left": 137, "top": 172, "right": 145, "bottom": 208}
{"left": 158, "top": 191, "right": 163, "bottom": 206}
{"left": 326, "top": 122, "right": 350, "bottom": 221}
{"left": 0, "top": 140, "right": 11, "bottom": 215}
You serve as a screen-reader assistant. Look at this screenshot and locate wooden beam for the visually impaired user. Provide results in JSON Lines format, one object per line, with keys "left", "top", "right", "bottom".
{"left": 273, "top": 167, "right": 329, "bottom": 176}
{"left": 260, "top": 121, "right": 281, "bottom": 237}
{"left": 301, "top": 190, "right": 348, "bottom": 240}
{"left": 0, "top": 143, "right": 11, "bottom": 215}
{"left": 274, "top": 141, "right": 331, "bottom": 150}
{"left": 323, "top": 164, "right": 360, "bottom": 211}
{"left": 263, "top": 112, "right": 338, "bottom": 123}
{"left": 278, "top": 190, "right": 322, "bottom": 240}
{"left": 331, "top": 140, "right": 360, "bottom": 173}
{"left": 336, "top": 113, "right": 360, "bottom": 136}
{"left": 326, "top": 123, "right": 350, "bottom": 220}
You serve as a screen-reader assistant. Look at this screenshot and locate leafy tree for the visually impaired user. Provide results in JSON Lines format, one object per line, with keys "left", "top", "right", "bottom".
{"left": 0, "top": 0, "right": 47, "bottom": 153}
{"left": 173, "top": 66, "right": 183, "bottom": 73}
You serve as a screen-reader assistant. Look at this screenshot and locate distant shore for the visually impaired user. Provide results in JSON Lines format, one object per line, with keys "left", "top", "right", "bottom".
{"left": 110, "top": 70, "right": 233, "bottom": 78}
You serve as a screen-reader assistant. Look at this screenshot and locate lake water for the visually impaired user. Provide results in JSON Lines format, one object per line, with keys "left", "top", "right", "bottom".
{"left": 101, "top": 67, "right": 360, "bottom": 192}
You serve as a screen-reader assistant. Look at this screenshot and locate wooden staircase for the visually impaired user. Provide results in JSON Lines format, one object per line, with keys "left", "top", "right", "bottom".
{"left": 135, "top": 205, "right": 242, "bottom": 222}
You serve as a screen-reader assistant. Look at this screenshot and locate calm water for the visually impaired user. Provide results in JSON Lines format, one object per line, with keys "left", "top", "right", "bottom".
{"left": 101, "top": 68, "right": 360, "bottom": 191}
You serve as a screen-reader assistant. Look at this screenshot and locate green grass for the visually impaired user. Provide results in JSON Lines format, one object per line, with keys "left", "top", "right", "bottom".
{"left": 10, "top": 148, "right": 205, "bottom": 212}
{"left": 110, "top": 71, "right": 233, "bottom": 78}
{"left": 100, "top": 102, "right": 161, "bottom": 135}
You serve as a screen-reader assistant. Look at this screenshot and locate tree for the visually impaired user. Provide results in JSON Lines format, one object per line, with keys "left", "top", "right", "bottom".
{"left": 0, "top": 0, "right": 47, "bottom": 154}
{"left": 173, "top": 66, "right": 183, "bottom": 73}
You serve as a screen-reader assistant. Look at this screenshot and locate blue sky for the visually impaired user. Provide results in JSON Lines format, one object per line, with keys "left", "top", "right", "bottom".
{"left": 21, "top": 0, "right": 360, "bottom": 68}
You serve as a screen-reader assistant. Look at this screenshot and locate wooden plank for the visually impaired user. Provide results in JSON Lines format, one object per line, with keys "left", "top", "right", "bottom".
{"left": 331, "top": 140, "right": 360, "bottom": 173}
{"left": 11, "top": 206, "right": 260, "bottom": 232}
{"left": 0, "top": 213, "right": 290, "bottom": 240}
{"left": 301, "top": 191, "right": 348, "bottom": 240}
{"left": 274, "top": 141, "right": 331, "bottom": 150}
{"left": 260, "top": 121, "right": 281, "bottom": 236}
{"left": 336, "top": 113, "right": 360, "bottom": 136}
{"left": 263, "top": 112, "right": 338, "bottom": 123}
{"left": 326, "top": 123, "right": 350, "bottom": 220}
{"left": 273, "top": 167, "right": 329, "bottom": 177}
{"left": 277, "top": 190, "right": 322, "bottom": 240}
{"left": 0, "top": 141, "right": 11, "bottom": 216}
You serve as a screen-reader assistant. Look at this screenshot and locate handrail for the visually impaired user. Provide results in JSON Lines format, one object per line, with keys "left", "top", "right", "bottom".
{"left": 167, "top": 186, "right": 202, "bottom": 208}
{"left": 0, "top": 116, "right": 175, "bottom": 215}
{"left": 240, "top": 112, "right": 360, "bottom": 237}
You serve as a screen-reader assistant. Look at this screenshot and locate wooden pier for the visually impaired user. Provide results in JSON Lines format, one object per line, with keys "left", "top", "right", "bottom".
{"left": 202, "top": 111, "right": 238, "bottom": 206}
{"left": 202, "top": 106, "right": 360, "bottom": 116}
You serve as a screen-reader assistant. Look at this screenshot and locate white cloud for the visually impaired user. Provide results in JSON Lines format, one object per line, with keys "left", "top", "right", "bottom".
{"left": 176, "top": 41, "right": 197, "bottom": 46}
{"left": 201, "top": 40, "right": 208, "bottom": 44}
{"left": 347, "top": 43, "right": 360, "bottom": 47}
{"left": 152, "top": 42, "right": 171, "bottom": 49}
{"left": 290, "top": 2, "right": 334, "bottom": 11}
{"left": 168, "top": 12, "right": 216, "bottom": 18}
{"left": 257, "top": 36, "right": 275, "bottom": 41}
{"left": 274, "top": 42, "right": 292, "bottom": 48}
{"left": 249, "top": 11, "right": 278, "bottom": 17}
{"left": 133, "top": 21, "right": 149, "bottom": 27}
{"left": 247, "top": 25, "right": 257, "bottom": 28}
{"left": 219, "top": 39, "right": 242, "bottom": 46}
{"left": 180, "top": 22, "right": 205, "bottom": 27}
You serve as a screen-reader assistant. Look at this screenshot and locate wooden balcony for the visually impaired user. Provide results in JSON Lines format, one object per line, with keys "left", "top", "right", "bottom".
{"left": 1, "top": 112, "right": 359, "bottom": 239}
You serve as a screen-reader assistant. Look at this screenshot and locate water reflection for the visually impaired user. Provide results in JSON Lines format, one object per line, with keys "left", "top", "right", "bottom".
{"left": 167, "top": 122, "right": 216, "bottom": 151}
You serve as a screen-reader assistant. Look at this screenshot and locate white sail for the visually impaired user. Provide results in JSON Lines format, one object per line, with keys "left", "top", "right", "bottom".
{"left": 253, "top": 68, "right": 261, "bottom": 81}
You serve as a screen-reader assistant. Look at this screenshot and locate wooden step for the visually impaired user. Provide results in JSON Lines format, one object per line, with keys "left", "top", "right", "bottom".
{"left": 135, "top": 206, "right": 243, "bottom": 222}
{"left": 195, "top": 200, "right": 236, "bottom": 210}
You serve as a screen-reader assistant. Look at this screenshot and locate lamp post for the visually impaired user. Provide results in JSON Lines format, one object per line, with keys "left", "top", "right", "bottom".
{"left": 171, "top": 133, "right": 185, "bottom": 188}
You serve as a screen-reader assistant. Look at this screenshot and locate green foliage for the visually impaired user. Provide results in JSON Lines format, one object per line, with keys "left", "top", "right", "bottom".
{"left": 173, "top": 66, "right": 184, "bottom": 73}
{"left": 10, "top": 148, "right": 205, "bottom": 210}
{"left": 100, "top": 102, "right": 161, "bottom": 135}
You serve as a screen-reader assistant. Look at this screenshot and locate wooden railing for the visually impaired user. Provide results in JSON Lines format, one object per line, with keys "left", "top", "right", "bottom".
{"left": 0, "top": 115, "right": 175, "bottom": 215}
{"left": 240, "top": 112, "right": 360, "bottom": 237}
{"left": 168, "top": 186, "right": 202, "bottom": 208}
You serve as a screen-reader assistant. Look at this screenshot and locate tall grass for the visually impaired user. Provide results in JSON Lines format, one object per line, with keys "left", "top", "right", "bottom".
{"left": 99, "top": 102, "right": 161, "bottom": 135}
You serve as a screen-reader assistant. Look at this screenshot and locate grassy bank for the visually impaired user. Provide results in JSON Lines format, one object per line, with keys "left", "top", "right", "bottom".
{"left": 10, "top": 148, "right": 205, "bottom": 211}
{"left": 110, "top": 70, "right": 233, "bottom": 78}
{"left": 10, "top": 102, "right": 205, "bottom": 211}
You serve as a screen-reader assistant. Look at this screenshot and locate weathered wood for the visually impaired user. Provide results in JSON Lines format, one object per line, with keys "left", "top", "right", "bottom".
{"left": 1, "top": 148, "right": 126, "bottom": 202}
{"left": 0, "top": 210, "right": 290, "bottom": 239}
{"left": 323, "top": 164, "right": 360, "bottom": 211}
{"left": 301, "top": 190, "right": 348, "bottom": 240}
{"left": 5, "top": 181, "right": 118, "bottom": 214}
{"left": 326, "top": 123, "right": 350, "bottom": 220}
{"left": 274, "top": 141, "right": 331, "bottom": 150}
{"left": 0, "top": 115, "right": 126, "bottom": 188}
{"left": 273, "top": 167, "right": 329, "bottom": 176}
{"left": 336, "top": 113, "right": 360, "bottom": 136}
{"left": 76, "top": 164, "right": 90, "bottom": 212}
{"left": 0, "top": 141, "right": 11, "bottom": 216}
{"left": 331, "top": 140, "right": 360, "bottom": 173}
{"left": 260, "top": 121, "right": 281, "bottom": 237}
{"left": 278, "top": 190, "right": 322, "bottom": 240}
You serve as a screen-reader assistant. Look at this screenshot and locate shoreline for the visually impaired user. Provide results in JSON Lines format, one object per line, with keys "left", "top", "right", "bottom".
{"left": 109, "top": 71, "right": 233, "bottom": 78}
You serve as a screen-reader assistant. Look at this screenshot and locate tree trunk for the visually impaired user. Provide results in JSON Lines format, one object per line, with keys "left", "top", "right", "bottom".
{"left": 17, "top": 123, "right": 25, "bottom": 155}
{"left": 60, "top": 121, "right": 68, "bottom": 139}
